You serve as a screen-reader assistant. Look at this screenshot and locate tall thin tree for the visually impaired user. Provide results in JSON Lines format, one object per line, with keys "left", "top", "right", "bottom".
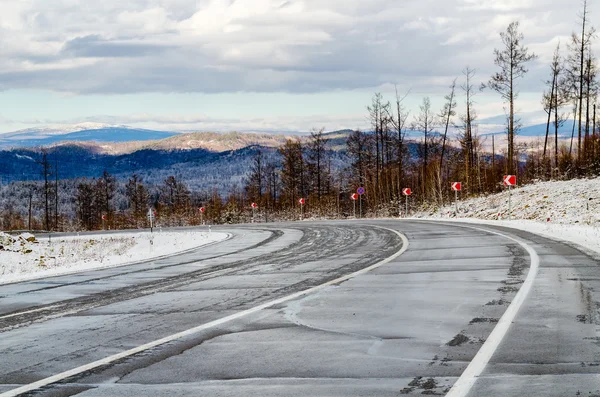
{"left": 484, "top": 21, "right": 537, "bottom": 174}
{"left": 439, "top": 79, "right": 458, "bottom": 182}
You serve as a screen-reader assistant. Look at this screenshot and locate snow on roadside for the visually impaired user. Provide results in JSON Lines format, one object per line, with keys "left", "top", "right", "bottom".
{"left": 0, "top": 230, "right": 229, "bottom": 285}
{"left": 413, "top": 177, "right": 600, "bottom": 255}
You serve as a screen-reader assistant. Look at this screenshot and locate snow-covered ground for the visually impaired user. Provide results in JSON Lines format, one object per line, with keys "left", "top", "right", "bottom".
{"left": 0, "top": 230, "right": 228, "bottom": 285}
{"left": 414, "top": 177, "right": 600, "bottom": 255}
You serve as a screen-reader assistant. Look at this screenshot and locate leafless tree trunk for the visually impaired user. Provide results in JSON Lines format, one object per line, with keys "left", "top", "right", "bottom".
{"left": 439, "top": 79, "right": 457, "bottom": 185}
{"left": 54, "top": 150, "right": 59, "bottom": 230}
{"left": 484, "top": 21, "right": 537, "bottom": 175}
{"left": 36, "top": 149, "right": 52, "bottom": 231}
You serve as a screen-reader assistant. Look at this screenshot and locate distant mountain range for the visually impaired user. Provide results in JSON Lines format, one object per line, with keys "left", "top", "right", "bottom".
{"left": 0, "top": 120, "right": 583, "bottom": 192}
{"left": 0, "top": 123, "right": 178, "bottom": 148}
{"left": 480, "top": 120, "right": 577, "bottom": 138}
{"left": 0, "top": 120, "right": 582, "bottom": 151}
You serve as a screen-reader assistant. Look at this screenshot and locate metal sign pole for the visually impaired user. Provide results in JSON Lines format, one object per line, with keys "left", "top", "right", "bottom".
{"left": 455, "top": 189, "right": 458, "bottom": 214}
{"left": 509, "top": 185, "right": 512, "bottom": 220}
{"left": 353, "top": 199, "right": 356, "bottom": 218}
{"left": 300, "top": 203, "right": 303, "bottom": 220}
{"left": 359, "top": 195, "right": 362, "bottom": 219}
{"left": 405, "top": 195, "right": 408, "bottom": 218}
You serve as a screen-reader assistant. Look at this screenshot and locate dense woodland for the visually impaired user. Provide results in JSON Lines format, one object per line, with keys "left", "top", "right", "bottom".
{"left": 0, "top": 4, "right": 599, "bottom": 232}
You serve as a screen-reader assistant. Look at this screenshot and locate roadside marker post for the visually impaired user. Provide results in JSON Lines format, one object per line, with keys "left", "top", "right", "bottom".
{"left": 503, "top": 175, "right": 517, "bottom": 220}
{"left": 251, "top": 202, "right": 258, "bottom": 223}
{"left": 199, "top": 207, "right": 205, "bottom": 225}
{"left": 451, "top": 182, "right": 462, "bottom": 215}
{"left": 351, "top": 193, "right": 358, "bottom": 218}
{"left": 101, "top": 214, "right": 106, "bottom": 230}
{"left": 402, "top": 188, "right": 412, "bottom": 217}
{"left": 147, "top": 208, "right": 155, "bottom": 233}
{"left": 357, "top": 187, "right": 365, "bottom": 218}
{"left": 298, "top": 198, "right": 305, "bottom": 220}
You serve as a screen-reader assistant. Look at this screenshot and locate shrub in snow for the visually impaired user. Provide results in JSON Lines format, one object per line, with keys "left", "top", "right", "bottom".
{"left": 19, "top": 233, "right": 36, "bottom": 243}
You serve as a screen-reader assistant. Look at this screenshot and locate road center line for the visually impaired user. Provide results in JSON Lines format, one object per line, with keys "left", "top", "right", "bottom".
{"left": 0, "top": 227, "right": 408, "bottom": 397}
{"left": 442, "top": 224, "right": 540, "bottom": 397}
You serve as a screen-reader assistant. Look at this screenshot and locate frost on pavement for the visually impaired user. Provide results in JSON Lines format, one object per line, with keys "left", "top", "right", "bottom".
{"left": 0, "top": 231, "right": 228, "bottom": 285}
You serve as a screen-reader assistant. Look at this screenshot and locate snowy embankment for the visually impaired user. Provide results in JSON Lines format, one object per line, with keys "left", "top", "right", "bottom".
{"left": 0, "top": 230, "right": 229, "bottom": 285}
{"left": 414, "top": 177, "right": 600, "bottom": 255}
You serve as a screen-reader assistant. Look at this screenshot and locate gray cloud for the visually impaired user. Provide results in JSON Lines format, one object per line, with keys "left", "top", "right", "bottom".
{"left": 0, "top": 0, "right": 596, "bottom": 95}
{"left": 62, "top": 35, "right": 174, "bottom": 58}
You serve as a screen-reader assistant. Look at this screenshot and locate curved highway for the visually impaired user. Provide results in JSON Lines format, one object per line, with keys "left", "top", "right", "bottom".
{"left": 0, "top": 220, "right": 599, "bottom": 396}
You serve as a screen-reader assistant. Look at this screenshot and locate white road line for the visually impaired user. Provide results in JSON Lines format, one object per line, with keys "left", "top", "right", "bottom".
{"left": 444, "top": 224, "right": 540, "bottom": 397}
{"left": 0, "top": 227, "right": 409, "bottom": 397}
{"left": 0, "top": 305, "right": 63, "bottom": 320}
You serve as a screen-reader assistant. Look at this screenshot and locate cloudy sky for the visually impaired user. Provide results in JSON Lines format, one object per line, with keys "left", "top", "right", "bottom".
{"left": 0, "top": 0, "right": 597, "bottom": 134}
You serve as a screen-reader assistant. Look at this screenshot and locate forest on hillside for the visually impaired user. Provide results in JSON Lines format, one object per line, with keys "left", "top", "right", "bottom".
{"left": 0, "top": 2, "right": 598, "bottom": 232}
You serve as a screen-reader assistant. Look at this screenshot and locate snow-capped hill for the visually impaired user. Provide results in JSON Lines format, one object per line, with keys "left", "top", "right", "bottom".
{"left": 416, "top": 177, "right": 600, "bottom": 225}
{"left": 415, "top": 177, "right": 600, "bottom": 257}
{"left": 142, "top": 131, "right": 291, "bottom": 152}
{"left": 2, "top": 123, "right": 114, "bottom": 138}
{"left": 0, "top": 124, "right": 178, "bottom": 148}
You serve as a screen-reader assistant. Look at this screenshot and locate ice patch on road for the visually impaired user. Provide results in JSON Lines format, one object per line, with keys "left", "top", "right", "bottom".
{"left": 0, "top": 230, "right": 228, "bottom": 285}
{"left": 283, "top": 286, "right": 379, "bottom": 341}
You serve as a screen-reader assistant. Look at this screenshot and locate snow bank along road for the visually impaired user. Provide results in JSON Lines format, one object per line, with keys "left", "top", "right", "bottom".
{"left": 0, "top": 221, "right": 599, "bottom": 397}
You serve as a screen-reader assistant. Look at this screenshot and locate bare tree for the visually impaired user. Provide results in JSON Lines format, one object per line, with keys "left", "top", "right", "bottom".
{"left": 460, "top": 67, "right": 478, "bottom": 192}
{"left": 125, "top": 174, "right": 149, "bottom": 227}
{"left": 569, "top": 100, "right": 578, "bottom": 157}
{"left": 484, "top": 21, "right": 537, "bottom": 174}
{"left": 583, "top": 45, "right": 598, "bottom": 165}
{"left": 35, "top": 149, "right": 52, "bottom": 231}
{"left": 54, "top": 150, "right": 59, "bottom": 230}
{"left": 246, "top": 149, "right": 265, "bottom": 202}
{"left": 390, "top": 86, "right": 410, "bottom": 197}
{"left": 347, "top": 129, "right": 371, "bottom": 188}
{"left": 542, "top": 46, "right": 559, "bottom": 165}
{"left": 306, "top": 128, "right": 330, "bottom": 205}
{"left": 367, "top": 93, "right": 391, "bottom": 201}
{"left": 566, "top": 0, "right": 595, "bottom": 166}
{"left": 96, "top": 170, "right": 116, "bottom": 223}
{"left": 439, "top": 79, "right": 458, "bottom": 182}
{"left": 413, "top": 97, "right": 437, "bottom": 197}
{"left": 279, "top": 139, "right": 305, "bottom": 206}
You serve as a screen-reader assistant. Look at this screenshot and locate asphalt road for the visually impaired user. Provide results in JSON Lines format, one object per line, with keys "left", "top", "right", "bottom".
{"left": 0, "top": 220, "right": 599, "bottom": 397}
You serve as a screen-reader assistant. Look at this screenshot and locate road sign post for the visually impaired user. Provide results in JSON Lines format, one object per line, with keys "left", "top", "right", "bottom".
{"left": 251, "top": 202, "right": 258, "bottom": 222}
{"left": 199, "top": 207, "right": 205, "bottom": 225}
{"left": 503, "top": 175, "right": 517, "bottom": 220}
{"left": 101, "top": 214, "right": 106, "bottom": 230}
{"left": 402, "top": 188, "right": 412, "bottom": 217}
{"left": 451, "top": 182, "right": 462, "bottom": 215}
{"left": 299, "top": 198, "right": 305, "bottom": 220}
{"left": 351, "top": 193, "right": 358, "bottom": 218}
{"left": 455, "top": 190, "right": 458, "bottom": 214}
{"left": 357, "top": 187, "right": 365, "bottom": 218}
{"left": 147, "top": 208, "right": 155, "bottom": 233}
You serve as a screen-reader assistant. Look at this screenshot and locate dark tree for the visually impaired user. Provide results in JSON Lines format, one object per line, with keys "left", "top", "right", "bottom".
{"left": 306, "top": 128, "right": 330, "bottom": 204}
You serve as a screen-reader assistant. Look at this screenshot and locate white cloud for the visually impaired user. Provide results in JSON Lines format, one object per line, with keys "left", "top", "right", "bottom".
{"left": 0, "top": 0, "right": 597, "bottom": 131}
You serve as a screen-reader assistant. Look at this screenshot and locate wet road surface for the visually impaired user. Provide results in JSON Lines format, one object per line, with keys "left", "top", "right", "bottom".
{"left": 0, "top": 220, "right": 599, "bottom": 396}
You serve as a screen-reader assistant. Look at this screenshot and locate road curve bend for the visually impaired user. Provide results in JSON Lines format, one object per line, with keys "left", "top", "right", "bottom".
{"left": 0, "top": 220, "right": 599, "bottom": 397}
